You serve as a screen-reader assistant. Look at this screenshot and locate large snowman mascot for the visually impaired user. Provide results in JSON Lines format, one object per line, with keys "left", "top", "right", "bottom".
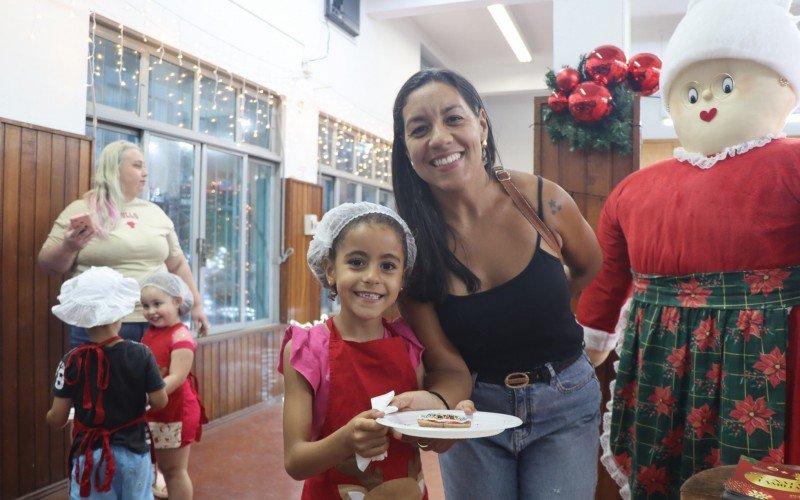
{"left": 577, "top": 0, "right": 800, "bottom": 497}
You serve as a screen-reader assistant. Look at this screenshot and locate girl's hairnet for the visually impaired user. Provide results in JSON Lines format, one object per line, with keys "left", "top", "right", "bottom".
{"left": 306, "top": 202, "right": 417, "bottom": 289}
{"left": 51, "top": 266, "right": 140, "bottom": 328}
{"left": 141, "top": 272, "right": 194, "bottom": 315}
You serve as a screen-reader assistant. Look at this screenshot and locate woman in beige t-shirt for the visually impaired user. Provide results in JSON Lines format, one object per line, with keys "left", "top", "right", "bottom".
{"left": 39, "top": 140, "right": 209, "bottom": 347}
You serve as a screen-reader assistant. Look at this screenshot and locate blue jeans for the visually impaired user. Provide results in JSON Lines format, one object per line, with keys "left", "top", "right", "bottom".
{"left": 69, "top": 445, "right": 152, "bottom": 500}
{"left": 440, "top": 353, "right": 601, "bottom": 499}
{"left": 68, "top": 322, "right": 149, "bottom": 348}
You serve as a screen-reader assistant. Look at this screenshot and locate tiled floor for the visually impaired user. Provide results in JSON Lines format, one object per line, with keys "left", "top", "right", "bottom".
{"left": 41, "top": 403, "right": 444, "bottom": 499}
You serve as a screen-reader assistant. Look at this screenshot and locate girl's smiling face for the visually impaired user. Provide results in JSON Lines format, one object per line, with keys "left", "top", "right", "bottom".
{"left": 324, "top": 221, "right": 406, "bottom": 326}
{"left": 141, "top": 286, "right": 182, "bottom": 328}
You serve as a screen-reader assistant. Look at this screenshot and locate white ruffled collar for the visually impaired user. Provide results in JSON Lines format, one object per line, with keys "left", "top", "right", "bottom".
{"left": 672, "top": 133, "right": 785, "bottom": 169}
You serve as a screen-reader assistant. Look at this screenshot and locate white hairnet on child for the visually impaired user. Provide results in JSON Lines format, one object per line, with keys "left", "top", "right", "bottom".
{"left": 141, "top": 272, "right": 194, "bottom": 315}
{"left": 307, "top": 202, "right": 417, "bottom": 288}
{"left": 52, "top": 266, "right": 140, "bottom": 328}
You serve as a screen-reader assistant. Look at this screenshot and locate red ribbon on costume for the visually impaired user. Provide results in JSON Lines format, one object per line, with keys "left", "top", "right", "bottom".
{"left": 71, "top": 415, "right": 147, "bottom": 497}
{"left": 64, "top": 336, "right": 121, "bottom": 425}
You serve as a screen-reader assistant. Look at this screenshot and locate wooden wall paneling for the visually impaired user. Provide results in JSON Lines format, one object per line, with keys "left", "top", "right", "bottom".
{"left": 280, "top": 178, "right": 322, "bottom": 324}
{"left": 255, "top": 331, "right": 265, "bottom": 401}
{"left": 250, "top": 334, "right": 258, "bottom": 406}
{"left": 559, "top": 141, "right": 586, "bottom": 192}
{"left": 241, "top": 335, "right": 249, "bottom": 407}
{"left": 0, "top": 119, "right": 92, "bottom": 497}
{"left": 233, "top": 337, "right": 241, "bottom": 412}
{"left": 2, "top": 124, "right": 22, "bottom": 499}
{"left": 532, "top": 96, "right": 640, "bottom": 500}
{"left": 220, "top": 340, "right": 229, "bottom": 416}
{"left": 211, "top": 341, "right": 220, "bottom": 420}
{"left": 47, "top": 134, "right": 69, "bottom": 483}
{"left": 249, "top": 334, "right": 257, "bottom": 406}
{"left": 33, "top": 131, "right": 54, "bottom": 488}
{"left": 586, "top": 150, "right": 613, "bottom": 197}
{"left": 640, "top": 139, "right": 679, "bottom": 168}
{"left": 18, "top": 128, "right": 38, "bottom": 493}
{"left": 585, "top": 194, "right": 606, "bottom": 232}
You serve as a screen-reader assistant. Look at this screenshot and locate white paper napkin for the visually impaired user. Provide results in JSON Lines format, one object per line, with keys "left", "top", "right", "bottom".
{"left": 355, "top": 391, "right": 398, "bottom": 471}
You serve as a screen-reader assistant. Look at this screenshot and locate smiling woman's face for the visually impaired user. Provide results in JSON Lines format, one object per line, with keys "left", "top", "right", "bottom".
{"left": 402, "top": 81, "right": 488, "bottom": 193}
{"left": 668, "top": 58, "right": 795, "bottom": 155}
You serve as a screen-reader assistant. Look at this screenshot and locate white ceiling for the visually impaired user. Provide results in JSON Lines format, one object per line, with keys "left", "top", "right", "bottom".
{"left": 366, "top": 0, "right": 799, "bottom": 95}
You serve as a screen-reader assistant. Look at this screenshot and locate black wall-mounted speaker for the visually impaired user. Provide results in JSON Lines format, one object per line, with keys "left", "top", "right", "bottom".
{"left": 325, "top": 0, "right": 360, "bottom": 37}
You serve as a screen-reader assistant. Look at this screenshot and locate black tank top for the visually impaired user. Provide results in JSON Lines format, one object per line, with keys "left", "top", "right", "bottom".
{"left": 434, "top": 176, "right": 583, "bottom": 373}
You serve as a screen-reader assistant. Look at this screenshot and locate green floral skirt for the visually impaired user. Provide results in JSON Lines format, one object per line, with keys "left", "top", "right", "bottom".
{"left": 603, "top": 267, "right": 800, "bottom": 499}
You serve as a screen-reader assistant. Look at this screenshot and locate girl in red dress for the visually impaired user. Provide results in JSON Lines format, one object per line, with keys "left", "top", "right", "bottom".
{"left": 280, "top": 202, "right": 433, "bottom": 499}
{"left": 141, "top": 273, "right": 207, "bottom": 500}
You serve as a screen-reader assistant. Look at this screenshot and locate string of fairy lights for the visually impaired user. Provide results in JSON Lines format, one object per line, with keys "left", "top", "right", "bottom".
{"left": 87, "top": 15, "right": 276, "bottom": 147}
{"left": 318, "top": 114, "right": 392, "bottom": 184}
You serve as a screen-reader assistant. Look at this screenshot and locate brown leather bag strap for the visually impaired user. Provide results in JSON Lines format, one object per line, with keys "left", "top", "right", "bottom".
{"left": 492, "top": 166, "right": 563, "bottom": 261}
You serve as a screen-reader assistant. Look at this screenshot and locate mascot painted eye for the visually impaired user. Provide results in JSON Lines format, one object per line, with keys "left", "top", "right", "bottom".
{"left": 687, "top": 87, "right": 699, "bottom": 104}
{"left": 722, "top": 76, "right": 734, "bottom": 94}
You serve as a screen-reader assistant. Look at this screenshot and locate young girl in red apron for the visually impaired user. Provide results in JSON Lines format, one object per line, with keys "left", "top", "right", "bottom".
{"left": 279, "top": 202, "right": 428, "bottom": 499}
{"left": 141, "top": 273, "right": 208, "bottom": 500}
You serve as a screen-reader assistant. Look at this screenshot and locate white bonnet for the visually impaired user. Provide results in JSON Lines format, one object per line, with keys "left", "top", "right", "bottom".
{"left": 661, "top": 0, "right": 800, "bottom": 112}
{"left": 141, "top": 273, "right": 194, "bottom": 315}
{"left": 51, "top": 266, "right": 140, "bottom": 328}
{"left": 306, "top": 202, "right": 417, "bottom": 289}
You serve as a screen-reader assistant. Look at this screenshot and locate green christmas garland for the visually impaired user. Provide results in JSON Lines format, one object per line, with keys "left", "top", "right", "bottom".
{"left": 542, "top": 56, "right": 634, "bottom": 155}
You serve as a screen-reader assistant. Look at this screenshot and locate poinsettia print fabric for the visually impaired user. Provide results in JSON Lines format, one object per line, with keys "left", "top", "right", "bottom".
{"left": 607, "top": 267, "right": 800, "bottom": 499}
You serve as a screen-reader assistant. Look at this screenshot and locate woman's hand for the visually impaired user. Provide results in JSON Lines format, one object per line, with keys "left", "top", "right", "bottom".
{"left": 39, "top": 225, "right": 96, "bottom": 274}
{"left": 390, "top": 390, "right": 447, "bottom": 413}
{"left": 585, "top": 348, "right": 611, "bottom": 367}
{"left": 344, "top": 409, "right": 389, "bottom": 458}
{"left": 192, "top": 303, "right": 210, "bottom": 337}
{"left": 63, "top": 225, "right": 96, "bottom": 252}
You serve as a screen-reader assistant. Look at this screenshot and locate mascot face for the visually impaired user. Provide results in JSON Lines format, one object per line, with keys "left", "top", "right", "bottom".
{"left": 668, "top": 58, "right": 795, "bottom": 155}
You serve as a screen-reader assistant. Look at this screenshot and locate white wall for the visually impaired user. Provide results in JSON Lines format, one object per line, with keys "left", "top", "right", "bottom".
{"left": 0, "top": 0, "right": 89, "bottom": 134}
{"left": 0, "top": 0, "right": 430, "bottom": 182}
{"left": 482, "top": 92, "right": 538, "bottom": 174}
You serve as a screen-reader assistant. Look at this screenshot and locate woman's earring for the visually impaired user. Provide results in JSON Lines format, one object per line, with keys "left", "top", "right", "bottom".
{"left": 481, "top": 139, "right": 489, "bottom": 164}
{"left": 779, "top": 76, "right": 789, "bottom": 87}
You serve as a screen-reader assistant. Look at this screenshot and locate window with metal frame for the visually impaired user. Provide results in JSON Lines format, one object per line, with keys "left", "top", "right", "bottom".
{"left": 86, "top": 19, "right": 281, "bottom": 332}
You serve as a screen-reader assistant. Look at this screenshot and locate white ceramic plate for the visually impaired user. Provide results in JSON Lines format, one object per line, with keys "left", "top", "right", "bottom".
{"left": 377, "top": 410, "right": 523, "bottom": 439}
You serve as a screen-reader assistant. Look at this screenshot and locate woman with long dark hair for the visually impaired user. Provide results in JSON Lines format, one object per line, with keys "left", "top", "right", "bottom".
{"left": 389, "top": 69, "right": 604, "bottom": 499}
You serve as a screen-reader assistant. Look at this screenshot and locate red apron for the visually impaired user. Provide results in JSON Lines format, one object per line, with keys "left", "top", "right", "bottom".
{"left": 65, "top": 336, "right": 151, "bottom": 497}
{"left": 302, "top": 317, "right": 427, "bottom": 500}
{"left": 143, "top": 324, "right": 208, "bottom": 447}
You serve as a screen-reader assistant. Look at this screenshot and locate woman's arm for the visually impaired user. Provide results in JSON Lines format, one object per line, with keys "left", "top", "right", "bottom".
{"left": 539, "top": 179, "right": 603, "bottom": 297}
{"left": 392, "top": 298, "right": 472, "bottom": 411}
{"left": 162, "top": 348, "right": 194, "bottom": 395}
{"left": 282, "top": 341, "right": 388, "bottom": 480}
{"left": 38, "top": 226, "right": 96, "bottom": 274}
{"left": 165, "top": 253, "right": 210, "bottom": 336}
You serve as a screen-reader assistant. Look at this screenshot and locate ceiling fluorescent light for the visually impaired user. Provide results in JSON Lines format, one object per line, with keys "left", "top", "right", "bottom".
{"left": 487, "top": 4, "right": 531, "bottom": 63}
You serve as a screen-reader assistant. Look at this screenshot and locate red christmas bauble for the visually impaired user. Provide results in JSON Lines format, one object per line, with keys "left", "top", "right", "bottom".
{"left": 627, "top": 52, "right": 662, "bottom": 96}
{"left": 548, "top": 91, "right": 569, "bottom": 112}
{"left": 568, "top": 82, "right": 613, "bottom": 123}
{"left": 556, "top": 68, "right": 581, "bottom": 93}
{"left": 585, "top": 45, "right": 628, "bottom": 85}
